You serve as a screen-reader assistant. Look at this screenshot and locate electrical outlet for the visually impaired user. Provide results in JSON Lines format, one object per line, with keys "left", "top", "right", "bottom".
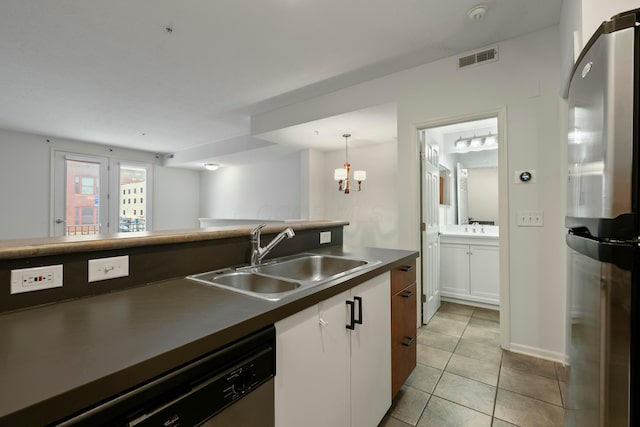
{"left": 320, "top": 231, "right": 332, "bottom": 244}
{"left": 88, "top": 255, "right": 129, "bottom": 283}
{"left": 11, "top": 265, "right": 63, "bottom": 294}
{"left": 517, "top": 210, "right": 544, "bottom": 227}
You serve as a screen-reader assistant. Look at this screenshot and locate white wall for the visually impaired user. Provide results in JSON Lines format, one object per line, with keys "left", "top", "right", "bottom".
{"left": 153, "top": 166, "right": 201, "bottom": 230}
{"left": 0, "top": 128, "right": 199, "bottom": 238}
{"left": 581, "top": 0, "right": 640, "bottom": 46}
{"left": 300, "top": 149, "right": 325, "bottom": 220}
{"left": 0, "top": 129, "right": 51, "bottom": 238}
{"left": 252, "top": 26, "right": 567, "bottom": 360}
{"left": 199, "top": 151, "right": 302, "bottom": 220}
{"left": 321, "top": 142, "right": 397, "bottom": 248}
{"left": 560, "top": 0, "right": 640, "bottom": 95}
{"left": 397, "top": 27, "right": 566, "bottom": 360}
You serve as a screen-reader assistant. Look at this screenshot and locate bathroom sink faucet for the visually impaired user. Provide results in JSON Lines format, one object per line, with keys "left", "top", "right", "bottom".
{"left": 250, "top": 224, "right": 295, "bottom": 266}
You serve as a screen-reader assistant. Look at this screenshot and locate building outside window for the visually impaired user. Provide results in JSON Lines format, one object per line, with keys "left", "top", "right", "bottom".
{"left": 119, "top": 164, "right": 149, "bottom": 232}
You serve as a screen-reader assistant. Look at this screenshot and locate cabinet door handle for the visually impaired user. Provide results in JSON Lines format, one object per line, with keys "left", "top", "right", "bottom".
{"left": 401, "top": 290, "right": 414, "bottom": 298}
{"left": 354, "top": 296, "right": 363, "bottom": 325}
{"left": 346, "top": 300, "right": 355, "bottom": 330}
{"left": 402, "top": 337, "right": 415, "bottom": 347}
{"left": 400, "top": 265, "right": 414, "bottom": 272}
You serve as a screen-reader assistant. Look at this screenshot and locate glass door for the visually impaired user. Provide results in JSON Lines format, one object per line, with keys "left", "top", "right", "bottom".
{"left": 53, "top": 152, "right": 109, "bottom": 236}
{"left": 115, "top": 162, "right": 151, "bottom": 232}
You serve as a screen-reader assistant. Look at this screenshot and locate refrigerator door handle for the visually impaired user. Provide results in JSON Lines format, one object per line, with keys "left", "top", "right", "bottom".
{"left": 565, "top": 233, "right": 634, "bottom": 271}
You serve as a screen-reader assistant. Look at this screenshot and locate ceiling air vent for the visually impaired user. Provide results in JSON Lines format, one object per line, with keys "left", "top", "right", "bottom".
{"left": 458, "top": 47, "right": 498, "bottom": 69}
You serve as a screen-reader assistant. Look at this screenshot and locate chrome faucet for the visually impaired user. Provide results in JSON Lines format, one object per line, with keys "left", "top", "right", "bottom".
{"left": 250, "top": 224, "right": 295, "bottom": 265}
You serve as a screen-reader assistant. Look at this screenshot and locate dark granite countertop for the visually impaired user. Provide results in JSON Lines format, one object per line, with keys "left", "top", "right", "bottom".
{"left": 0, "top": 245, "right": 417, "bottom": 426}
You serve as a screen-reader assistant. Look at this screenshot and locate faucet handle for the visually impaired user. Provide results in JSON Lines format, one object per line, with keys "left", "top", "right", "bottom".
{"left": 251, "top": 223, "right": 267, "bottom": 236}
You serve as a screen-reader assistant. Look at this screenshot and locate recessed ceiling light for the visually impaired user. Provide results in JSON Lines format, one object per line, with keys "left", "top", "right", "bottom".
{"left": 204, "top": 163, "right": 220, "bottom": 171}
{"left": 468, "top": 4, "right": 488, "bottom": 21}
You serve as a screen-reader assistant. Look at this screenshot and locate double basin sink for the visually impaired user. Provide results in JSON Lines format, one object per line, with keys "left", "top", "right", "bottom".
{"left": 188, "top": 253, "right": 380, "bottom": 301}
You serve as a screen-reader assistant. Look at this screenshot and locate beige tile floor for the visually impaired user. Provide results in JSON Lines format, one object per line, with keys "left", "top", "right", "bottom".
{"left": 380, "top": 302, "right": 568, "bottom": 427}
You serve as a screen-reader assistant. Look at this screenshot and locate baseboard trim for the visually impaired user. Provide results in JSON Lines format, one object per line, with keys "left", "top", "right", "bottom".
{"left": 440, "top": 296, "right": 499, "bottom": 310}
{"left": 507, "top": 343, "right": 568, "bottom": 365}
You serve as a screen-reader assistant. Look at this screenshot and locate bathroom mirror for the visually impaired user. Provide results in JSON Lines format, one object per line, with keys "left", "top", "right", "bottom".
{"left": 439, "top": 165, "right": 452, "bottom": 205}
{"left": 457, "top": 164, "right": 498, "bottom": 225}
{"left": 423, "top": 115, "right": 499, "bottom": 227}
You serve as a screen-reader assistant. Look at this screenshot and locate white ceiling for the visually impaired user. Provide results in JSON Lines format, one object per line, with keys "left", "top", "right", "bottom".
{"left": 0, "top": 0, "right": 562, "bottom": 166}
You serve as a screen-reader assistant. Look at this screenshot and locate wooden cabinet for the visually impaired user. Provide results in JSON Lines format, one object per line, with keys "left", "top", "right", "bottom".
{"left": 440, "top": 236, "right": 499, "bottom": 305}
{"left": 274, "top": 273, "right": 391, "bottom": 427}
{"left": 391, "top": 261, "right": 417, "bottom": 398}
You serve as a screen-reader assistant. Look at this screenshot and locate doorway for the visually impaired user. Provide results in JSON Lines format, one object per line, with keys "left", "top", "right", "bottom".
{"left": 418, "top": 110, "right": 509, "bottom": 347}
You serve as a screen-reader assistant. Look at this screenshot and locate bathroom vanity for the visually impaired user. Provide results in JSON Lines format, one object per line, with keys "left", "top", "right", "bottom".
{"left": 439, "top": 226, "right": 499, "bottom": 306}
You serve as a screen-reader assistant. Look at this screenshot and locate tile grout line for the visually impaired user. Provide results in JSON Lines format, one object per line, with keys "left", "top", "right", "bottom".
{"left": 491, "top": 346, "right": 504, "bottom": 425}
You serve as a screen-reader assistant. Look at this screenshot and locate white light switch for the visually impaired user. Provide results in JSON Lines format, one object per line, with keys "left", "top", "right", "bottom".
{"left": 320, "top": 231, "right": 332, "bottom": 244}
{"left": 517, "top": 210, "right": 544, "bottom": 227}
{"left": 88, "top": 255, "right": 129, "bottom": 282}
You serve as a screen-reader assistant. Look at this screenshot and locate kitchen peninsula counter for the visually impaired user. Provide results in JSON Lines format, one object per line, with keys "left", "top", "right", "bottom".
{"left": 0, "top": 225, "right": 417, "bottom": 426}
{"left": 0, "top": 220, "right": 348, "bottom": 261}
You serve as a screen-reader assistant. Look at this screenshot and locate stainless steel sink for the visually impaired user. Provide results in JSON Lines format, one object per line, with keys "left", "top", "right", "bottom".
{"left": 188, "top": 253, "right": 380, "bottom": 301}
{"left": 188, "top": 271, "right": 301, "bottom": 301}
{"left": 247, "top": 254, "right": 368, "bottom": 282}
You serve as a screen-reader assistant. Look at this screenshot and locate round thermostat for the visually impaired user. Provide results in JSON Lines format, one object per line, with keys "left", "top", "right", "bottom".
{"left": 519, "top": 171, "right": 532, "bottom": 182}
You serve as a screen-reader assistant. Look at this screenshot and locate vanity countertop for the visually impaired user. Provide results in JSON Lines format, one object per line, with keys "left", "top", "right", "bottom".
{"left": 440, "top": 225, "right": 499, "bottom": 239}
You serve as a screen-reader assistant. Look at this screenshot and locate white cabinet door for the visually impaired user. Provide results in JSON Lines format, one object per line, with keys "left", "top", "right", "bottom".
{"left": 275, "top": 290, "right": 351, "bottom": 427}
{"left": 440, "top": 243, "right": 470, "bottom": 295}
{"left": 350, "top": 272, "right": 391, "bottom": 427}
{"left": 275, "top": 273, "right": 391, "bottom": 427}
{"left": 469, "top": 244, "right": 500, "bottom": 301}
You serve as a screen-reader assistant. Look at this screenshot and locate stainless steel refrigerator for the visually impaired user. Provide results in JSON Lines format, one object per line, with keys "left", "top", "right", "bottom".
{"left": 565, "top": 8, "right": 640, "bottom": 427}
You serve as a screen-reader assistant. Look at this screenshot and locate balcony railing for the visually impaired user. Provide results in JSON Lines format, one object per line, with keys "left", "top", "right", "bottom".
{"left": 119, "top": 219, "right": 146, "bottom": 232}
{"left": 65, "top": 224, "right": 100, "bottom": 236}
{"left": 64, "top": 220, "right": 146, "bottom": 235}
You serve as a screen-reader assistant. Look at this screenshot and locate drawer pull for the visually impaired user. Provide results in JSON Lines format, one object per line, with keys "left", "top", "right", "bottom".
{"left": 402, "top": 337, "right": 415, "bottom": 347}
{"left": 400, "top": 265, "right": 414, "bottom": 272}
{"left": 346, "top": 300, "right": 355, "bottom": 330}
{"left": 401, "top": 290, "right": 414, "bottom": 298}
{"left": 354, "top": 296, "right": 363, "bottom": 325}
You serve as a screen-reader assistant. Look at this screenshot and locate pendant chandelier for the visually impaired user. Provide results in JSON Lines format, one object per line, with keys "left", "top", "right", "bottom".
{"left": 333, "top": 133, "right": 366, "bottom": 194}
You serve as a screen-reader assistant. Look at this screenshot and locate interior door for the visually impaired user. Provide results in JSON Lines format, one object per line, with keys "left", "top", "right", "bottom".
{"left": 53, "top": 151, "right": 109, "bottom": 236}
{"left": 420, "top": 130, "right": 441, "bottom": 323}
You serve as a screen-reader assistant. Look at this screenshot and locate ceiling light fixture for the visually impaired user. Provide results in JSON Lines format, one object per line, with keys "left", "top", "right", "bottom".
{"left": 204, "top": 163, "right": 220, "bottom": 171}
{"left": 467, "top": 4, "right": 488, "bottom": 21}
{"left": 333, "top": 134, "right": 366, "bottom": 194}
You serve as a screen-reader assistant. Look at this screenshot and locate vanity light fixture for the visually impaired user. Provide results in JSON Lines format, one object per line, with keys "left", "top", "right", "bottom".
{"left": 454, "top": 132, "right": 498, "bottom": 151}
{"left": 204, "top": 163, "right": 220, "bottom": 171}
{"left": 333, "top": 134, "right": 366, "bottom": 194}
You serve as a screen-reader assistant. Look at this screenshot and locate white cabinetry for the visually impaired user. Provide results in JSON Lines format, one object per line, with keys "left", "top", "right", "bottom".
{"left": 275, "top": 273, "right": 391, "bottom": 427}
{"left": 440, "top": 235, "right": 499, "bottom": 306}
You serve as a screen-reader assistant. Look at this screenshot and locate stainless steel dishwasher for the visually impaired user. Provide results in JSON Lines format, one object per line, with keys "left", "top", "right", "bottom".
{"left": 55, "top": 326, "right": 275, "bottom": 427}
